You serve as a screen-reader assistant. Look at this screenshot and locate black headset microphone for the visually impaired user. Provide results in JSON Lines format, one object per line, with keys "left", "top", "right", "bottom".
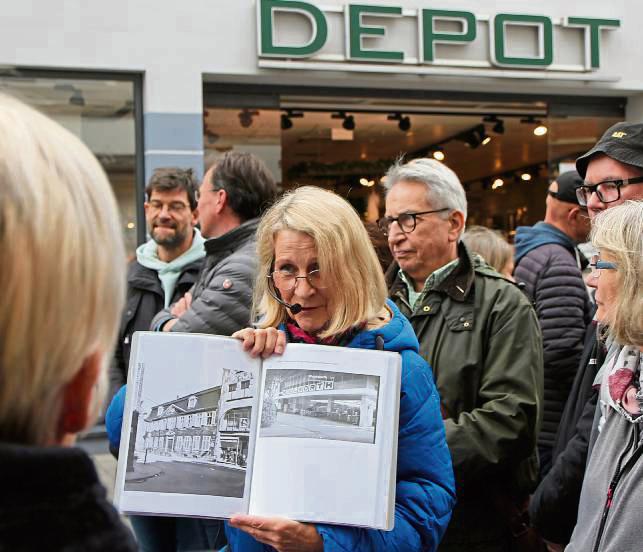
{"left": 267, "top": 283, "right": 303, "bottom": 315}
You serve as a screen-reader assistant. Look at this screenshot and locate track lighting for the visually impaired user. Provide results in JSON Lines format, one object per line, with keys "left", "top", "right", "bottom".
{"left": 432, "top": 147, "right": 445, "bottom": 161}
{"left": 483, "top": 115, "right": 505, "bottom": 135}
{"left": 280, "top": 110, "right": 303, "bottom": 131}
{"left": 387, "top": 113, "right": 411, "bottom": 132}
{"left": 332, "top": 111, "right": 356, "bottom": 131}
{"left": 238, "top": 109, "right": 259, "bottom": 128}
{"left": 521, "top": 115, "right": 548, "bottom": 137}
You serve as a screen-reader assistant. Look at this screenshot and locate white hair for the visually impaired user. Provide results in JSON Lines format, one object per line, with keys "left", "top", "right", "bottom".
{"left": 384, "top": 158, "right": 468, "bottom": 222}
{"left": 0, "top": 94, "right": 125, "bottom": 445}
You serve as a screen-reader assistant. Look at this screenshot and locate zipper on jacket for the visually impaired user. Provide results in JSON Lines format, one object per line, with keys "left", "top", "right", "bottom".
{"left": 592, "top": 427, "right": 642, "bottom": 552}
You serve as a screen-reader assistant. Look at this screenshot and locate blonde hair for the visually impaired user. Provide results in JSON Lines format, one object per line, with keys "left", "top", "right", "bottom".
{"left": 590, "top": 201, "right": 643, "bottom": 348}
{"left": 462, "top": 226, "right": 514, "bottom": 274}
{"left": 254, "top": 186, "right": 388, "bottom": 338}
{"left": 0, "top": 94, "right": 125, "bottom": 445}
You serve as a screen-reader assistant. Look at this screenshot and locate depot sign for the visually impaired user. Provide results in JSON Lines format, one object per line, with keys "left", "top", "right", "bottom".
{"left": 257, "top": 0, "right": 620, "bottom": 79}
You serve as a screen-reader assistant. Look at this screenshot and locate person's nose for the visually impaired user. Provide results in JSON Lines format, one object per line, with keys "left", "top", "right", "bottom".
{"left": 387, "top": 222, "right": 405, "bottom": 246}
{"left": 292, "top": 276, "right": 316, "bottom": 299}
{"left": 586, "top": 190, "right": 605, "bottom": 215}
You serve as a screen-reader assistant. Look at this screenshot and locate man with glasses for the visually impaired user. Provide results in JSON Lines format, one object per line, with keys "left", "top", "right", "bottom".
{"left": 382, "top": 158, "right": 543, "bottom": 551}
{"left": 529, "top": 123, "right": 643, "bottom": 549}
{"left": 513, "top": 171, "right": 593, "bottom": 479}
{"left": 109, "top": 167, "right": 205, "bottom": 403}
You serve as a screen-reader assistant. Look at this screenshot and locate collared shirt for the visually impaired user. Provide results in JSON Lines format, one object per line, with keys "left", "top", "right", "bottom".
{"left": 399, "top": 258, "right": 460, "bottom": 309}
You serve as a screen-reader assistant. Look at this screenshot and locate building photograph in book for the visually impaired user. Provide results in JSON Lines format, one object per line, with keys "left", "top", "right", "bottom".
{"left": 260, "top": 369, "right": 380, "bottom": 444}
{"left": 123, "top": 360, "right": 255, "bottom": 498}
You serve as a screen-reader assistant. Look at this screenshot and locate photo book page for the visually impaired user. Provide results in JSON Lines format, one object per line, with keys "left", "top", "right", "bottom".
{"left": 114, "top": 332, "right": 262, "bottom": 519}
{"left": 248, "top": 343, "right": 401, "bottom": 530}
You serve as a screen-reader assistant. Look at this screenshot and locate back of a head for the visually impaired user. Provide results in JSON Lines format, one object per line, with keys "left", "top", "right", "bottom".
{"left": 210, "top": 151, "right": 278, "bottom": 221}
{"left": 254, "top": 186, "right": 388, "bottom": 337}
{"left": 0, "top": 94, "right": 125, "bottom": 445}
{"left": 590, "top": 200, "right": 643, "bottom": 348}
{"left": 462, "top": 226, "right": 513, "bottom": 273}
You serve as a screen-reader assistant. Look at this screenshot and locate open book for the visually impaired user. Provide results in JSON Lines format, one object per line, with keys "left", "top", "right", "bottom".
{"left": 114, "top": 332, "right": 401, "bottom": 530}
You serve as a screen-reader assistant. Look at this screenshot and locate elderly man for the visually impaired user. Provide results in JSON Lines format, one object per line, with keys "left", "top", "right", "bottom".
{"left": 513, "top": 171, "right": 593, "bottom": 477}
{"left": 381, "top": 158, "right": 543, "bottom": 551}
{"left": 530, "top": 122, "right": 643, "bottom": 548}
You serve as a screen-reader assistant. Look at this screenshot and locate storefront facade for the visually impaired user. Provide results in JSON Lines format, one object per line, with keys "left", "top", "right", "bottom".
{"left": 2, "top": 1, "right": 642, "bottom": 242}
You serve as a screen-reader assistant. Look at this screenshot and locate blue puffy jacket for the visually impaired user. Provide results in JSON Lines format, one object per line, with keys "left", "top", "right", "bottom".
{"left": 225, "top": 299, "right": 455, "bottom": 551}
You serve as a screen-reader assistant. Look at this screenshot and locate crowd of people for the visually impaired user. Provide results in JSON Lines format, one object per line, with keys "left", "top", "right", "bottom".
{"left": 0, "top": 91, "right": 642, "bottom": 552}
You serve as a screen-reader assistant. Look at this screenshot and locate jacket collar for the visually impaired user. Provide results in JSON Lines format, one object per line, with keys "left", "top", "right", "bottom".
{"left": 386, "top": 241, "right": 475, "bottom": 303}
{"left": 204, "top": 218, "right": 259, "bottom": 256}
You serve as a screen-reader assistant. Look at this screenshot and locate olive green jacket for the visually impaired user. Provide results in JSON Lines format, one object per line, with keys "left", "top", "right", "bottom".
{"left": 387, "top": 243, "right": 544, "bottom": 546}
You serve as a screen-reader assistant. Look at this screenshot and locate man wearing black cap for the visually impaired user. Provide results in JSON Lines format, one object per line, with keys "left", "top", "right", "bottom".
{"left": 529, "top": 123, "right": 643, "bottom": 548}
{"left": 514, "top": 171, "right": 593, "bottom": 477}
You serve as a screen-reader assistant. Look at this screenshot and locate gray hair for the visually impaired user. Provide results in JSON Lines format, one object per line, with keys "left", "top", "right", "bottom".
{"left": 384, "top": 158, "right": 468, "bottom": 221}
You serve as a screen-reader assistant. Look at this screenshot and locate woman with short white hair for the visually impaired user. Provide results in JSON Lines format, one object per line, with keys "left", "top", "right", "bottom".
{"left": 566, "top": 200, "right": 643, "bottom": 552}
{"left": 225, "top": 185, "right": 456, "bottom": 552}
{"left": 0, "top": 94, "right": 136, "bottom": 550}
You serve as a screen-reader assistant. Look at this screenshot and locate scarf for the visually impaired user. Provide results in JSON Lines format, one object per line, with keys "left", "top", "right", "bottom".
{"left": 605, "top": 345, "right": 643, "bottom": 423}
{"left": 285, "top": 321, "right": 366, "bottom": 348}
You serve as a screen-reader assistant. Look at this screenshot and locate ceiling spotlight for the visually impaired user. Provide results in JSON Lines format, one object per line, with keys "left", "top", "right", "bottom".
{"left": 359, "top": 177, "right": 375, "bottom": 187}
{"left": 432, "top": 147, "right": 445, "bottom": 161}
{"left": 481, "top": 134, "right": 492, "bottom": 146}
{"left": 280, "top": 113, "right": 293, "bottom": 130}
{"left": 533, "top": 124, "right": 548, "bottom": 136}
{"left": 492, "top": 178, "right": 504, "bottom": 190}
{"left": 521, "top": 172, "right": 532, "bottom": 181}
{"left": 342, "top": 115, "right": 355, "bottom": 131}
{"left": 238, "top": 109, "right": 259, "bottom": 128}
{"left": 484, "top": 115, "right": 505, "bottom": 135}
{"left": 387, "top": 113, "right": 412, "bottom": 132}
{"left": 69, "top": 89, "right": 85, "bottom": 107}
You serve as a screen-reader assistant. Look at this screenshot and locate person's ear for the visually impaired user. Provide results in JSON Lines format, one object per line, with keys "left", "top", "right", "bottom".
{"left": 214, "top": 188, "right": 228, "bottom": 215}
{"left": 447, "top": 210, "right": 466, "bottom": 242}
{"left": 57, "top": 350, "right": 103, "bottom": 442}
{"left": 190, "top": 206, "right": 199, "bottom": 227}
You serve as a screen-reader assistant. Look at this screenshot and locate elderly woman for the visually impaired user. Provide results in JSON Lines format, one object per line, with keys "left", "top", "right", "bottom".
{"left": 0, "top": 95, "right": 136, "bottom": 550}
{"left": 226, "top": 186, "right": 455, "bottom": 552}
{"left": 566, "top": 200, "right": 643, "bottom": 552}
{"left": 462, "top": 225, "right": 515, "bottom": 280}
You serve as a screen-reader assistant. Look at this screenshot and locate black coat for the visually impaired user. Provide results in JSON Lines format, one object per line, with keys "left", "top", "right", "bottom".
{"left": 0, "top": 442, "right": 137, "bottom": 551}
{"left": 529, "top": 318, "right": 607, "bottom": 545}
{"left": 514, "top": 241, "right": 592, "bottom": 472}
{"left": 109, "top": 256, "right": 202, "bottom": 402}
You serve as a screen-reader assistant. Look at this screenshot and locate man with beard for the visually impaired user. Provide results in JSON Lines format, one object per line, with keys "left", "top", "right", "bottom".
{"left": 108, "top": 167, "right": 204, "bottom": 402}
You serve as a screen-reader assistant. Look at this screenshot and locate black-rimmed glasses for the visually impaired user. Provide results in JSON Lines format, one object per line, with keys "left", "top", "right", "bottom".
{"left": 268, "top": 269, "right": 326, "bottom": 291}
{"left": 377, "top": 208, "right": 449, "bottom": 236}
{"left": 575, "top": 176, "right": 643, "bottom": 206}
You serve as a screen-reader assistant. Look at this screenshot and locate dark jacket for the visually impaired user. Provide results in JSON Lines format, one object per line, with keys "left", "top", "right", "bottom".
{"left": 387, "top": 242, "right": 543, "bottom": 549}
{"left": 151, "top": 218, "right": 259, "bottom": 335}
{"left": 514, "top": 222, "right": 592, "bottom": 472}
{"left": 109, "top": 257, "right": 202, "bottom": 401}
{"left": 225, "top": 299, "right": 456, "bottom": 552}
{"left": 0, "top": 442, "right": 137, "bottom": 551}
{"left": 529, "top": 318, "right": 607, "bottom": 545}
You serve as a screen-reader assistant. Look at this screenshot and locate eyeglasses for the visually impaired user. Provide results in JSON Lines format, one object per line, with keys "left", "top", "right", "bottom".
{"left": 377, "top": 208, "right": 449, "bottom": 236}
{"left": 589, "top": 254, "right": 617, "bottom": 276}
{"left": 147, "top": 200, "right": 190, "bottom": 214}
{"left": 269, "top": 269, "right": 327, "bottom": 291}
{"left": 575, "top": 176, "right": 643, "bottom": 206}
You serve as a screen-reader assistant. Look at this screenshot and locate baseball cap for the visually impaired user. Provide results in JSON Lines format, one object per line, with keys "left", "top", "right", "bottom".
{"left": 547, "top": 170, "right": 584, "bottom": 205}
{"left": 576, "top": 122, "right": 643, "bottom": 179}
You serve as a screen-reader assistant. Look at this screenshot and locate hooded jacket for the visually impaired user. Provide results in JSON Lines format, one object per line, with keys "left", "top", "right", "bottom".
{"left": 224, "top": 299, "right": 456, "bottom": 552}
{"left": 387, "top": 242, "right": 543, "bottom": 549}
{"left": 109, "top": 231, "right": 205, "bottom": 402}
{"left": 514, "top": 222, "right": 592, "bottom": 473}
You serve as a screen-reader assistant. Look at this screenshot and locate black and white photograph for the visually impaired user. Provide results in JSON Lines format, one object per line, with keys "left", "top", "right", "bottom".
{"left": 259, "top": 368, "right": 380, "bottom": 444}
{"left": 122, "top": 335, "right": 258, "bottom": 499}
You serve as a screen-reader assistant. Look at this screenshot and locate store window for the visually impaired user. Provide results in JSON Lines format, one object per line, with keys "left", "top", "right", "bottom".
{"left": 0, "top": 72, "right": 141, "bottom": 254}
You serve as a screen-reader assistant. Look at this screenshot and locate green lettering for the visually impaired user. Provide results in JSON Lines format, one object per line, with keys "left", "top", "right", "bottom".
{"left": 565, "top": 17, "right": 620, "bottom": 70}
{"left": 492, "top": 13, "right": 553, "bottom": 67}
{"left": 259, "top": 0, "right": 327, "bottom": 57}
{"left": 348, "top": 4, "right": 404, "bottom": 62}
{"left": 421, "top": 9, "right": 476, "bottom": 63}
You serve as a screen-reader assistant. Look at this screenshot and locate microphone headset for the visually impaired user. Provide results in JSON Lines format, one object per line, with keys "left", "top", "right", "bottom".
{"left": 266, "top": 276, "right": 302, "bottom": 315}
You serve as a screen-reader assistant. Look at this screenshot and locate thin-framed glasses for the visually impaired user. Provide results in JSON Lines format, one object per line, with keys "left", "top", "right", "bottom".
{"left": 589, "top": 254, "right": 617, "bottom": 277}
{"left": 147, "top": 200, "right": 190, "bottom": 214}
{"left": 377, "top": 208, "right": 449, "bottom": 236}
{"left": 269, "top": 269, "right": 327, "bottom": 291}
{"left": 575, "top": 176, "right": 643, "bottom": 206}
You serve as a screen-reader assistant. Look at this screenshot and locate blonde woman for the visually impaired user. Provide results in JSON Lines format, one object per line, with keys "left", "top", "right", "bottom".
{"left": 0, "top": 94, "right": 136, "bottom": 550}
{"left": 462, "top": 225, "right": 515, "bottom": 280}
{"left": 225, "top": 186, "right": 455, "bottom": 552}
{"left": 566, "top": 201, "right": 643, "bottom": 552}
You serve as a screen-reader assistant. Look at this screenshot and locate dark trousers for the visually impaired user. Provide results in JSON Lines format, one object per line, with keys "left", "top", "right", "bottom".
{"left": 130, "top": 516, "right": 226, "bottom": 552}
